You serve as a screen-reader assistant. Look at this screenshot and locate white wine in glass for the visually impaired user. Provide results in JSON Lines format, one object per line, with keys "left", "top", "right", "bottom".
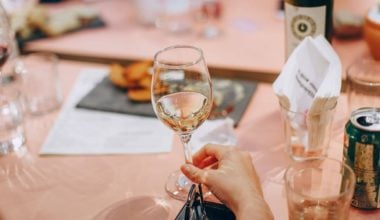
{"left": 151, "top": 45, "right": 213, "bottom": 200}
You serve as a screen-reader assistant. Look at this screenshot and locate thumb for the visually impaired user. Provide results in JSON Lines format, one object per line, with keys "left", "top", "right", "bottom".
{"left": 180, "top": 164, "right": 206, "bottom": 184}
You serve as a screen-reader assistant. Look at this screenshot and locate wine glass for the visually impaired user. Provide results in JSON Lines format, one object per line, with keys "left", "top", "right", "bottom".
{"left": 199, "top": 0, "right": 223, "bottom": 38}
{"left": 151, "top": 45, "right": 213, "bottom": 200}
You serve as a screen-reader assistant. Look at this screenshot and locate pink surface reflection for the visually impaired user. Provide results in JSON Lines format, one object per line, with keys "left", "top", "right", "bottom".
{"left": 92, "top": 196, "right": 171, "bottom": 220}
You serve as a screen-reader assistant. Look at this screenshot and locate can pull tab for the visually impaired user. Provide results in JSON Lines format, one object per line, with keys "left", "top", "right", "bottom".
{"left": 357, "top": 112, "right": 380, "bottom": 126}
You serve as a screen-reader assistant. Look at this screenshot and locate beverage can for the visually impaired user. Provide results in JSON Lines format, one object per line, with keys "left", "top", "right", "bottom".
{"left": 344, "top": 107, "right": 380, "bottom": 209}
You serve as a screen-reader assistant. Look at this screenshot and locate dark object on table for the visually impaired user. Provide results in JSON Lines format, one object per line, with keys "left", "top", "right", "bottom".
{"left": 11, "top": 5, "right": 106, "bottom": 50}
{"left": 17, "top": 17, "right": 105, "bottom": 50}
{"left": 278, "top": 0, "right": 284, "bottom": 11}
{"left": 175, "top": 184, "right": 235, "bottom": 220}
{"left": 76, "top": 76, "right": 257, "bottom": 127}
{"left": 333, "top": 10, "right": 364, "bottom": 39}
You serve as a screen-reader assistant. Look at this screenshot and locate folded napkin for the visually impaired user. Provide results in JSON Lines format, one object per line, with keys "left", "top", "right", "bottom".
{"left": 192, "top": 117, "right": 237, "bottom": 153}
{"left": 272, "top": 35, "right": 342, "bottom": 150}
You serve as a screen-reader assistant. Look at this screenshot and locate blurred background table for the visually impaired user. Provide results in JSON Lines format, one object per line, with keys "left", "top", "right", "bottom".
{"left": 22, "top": 0, "right": 374, "bottom": 82}
{"left": 1, "top": 0, "right": 380, "bottom": 219}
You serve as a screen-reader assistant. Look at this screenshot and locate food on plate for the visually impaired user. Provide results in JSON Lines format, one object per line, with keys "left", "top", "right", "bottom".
{"left": 127, "top": 88, "right": 151, "bottom": 102}
{"left": 108, "top": 63, "right": 131, "bottom": 88}
{"left": 138, "top": 74, "right": 152, "bottom": 89}
{"left": 124, "top": 61, "right": 152, "bottom": 81}
{"left": 10, "top": 4, "right": 100, "bottom": 39}
{"left": 108, "top": 61, "right": 153, "bottom": 102}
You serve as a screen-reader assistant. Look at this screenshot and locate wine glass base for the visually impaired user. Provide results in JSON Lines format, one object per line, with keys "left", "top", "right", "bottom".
{"left": 165, "top": 170, "right": 192, "bottom": 201}
{"left": 165, "top": 170, "right": 212, "bottom": 201}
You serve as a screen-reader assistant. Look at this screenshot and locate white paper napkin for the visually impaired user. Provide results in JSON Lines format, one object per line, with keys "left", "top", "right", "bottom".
{"left": 192, "top": 117, "right": 237, "bottom": 153}
{"left": 273, "top": 35, "right": 341, "bottom": 113}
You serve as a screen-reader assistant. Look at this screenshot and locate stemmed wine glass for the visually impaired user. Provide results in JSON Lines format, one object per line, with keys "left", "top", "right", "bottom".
{"left": 199, "top": 0, "right": 223, "bottom": 38}
{"left": 151, "top": 45, "right": 213, "bottom": 200}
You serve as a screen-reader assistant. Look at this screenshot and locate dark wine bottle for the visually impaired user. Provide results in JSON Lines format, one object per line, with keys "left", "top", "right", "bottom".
{"left": 284, "top": 0, "right": 333, "bottom": 57}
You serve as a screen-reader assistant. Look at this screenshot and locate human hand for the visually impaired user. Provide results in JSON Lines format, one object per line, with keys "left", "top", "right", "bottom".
{"left": 180, "top": 144, "right": 273, "bottom": 220}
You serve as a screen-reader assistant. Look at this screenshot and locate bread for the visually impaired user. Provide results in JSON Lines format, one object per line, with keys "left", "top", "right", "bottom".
{"left": 108, "top": 61, "right": 155, "bottom": 102}
{"left": 108, "top": 63, "right": 130, "bottom": 88}
{"left": 127, "top": 88, "right": 151, "bottom": 102}
{"left": 42, "top": 10, "right": 81, "bottom": 37}
{"left": 10, "top": 4, "right": 100, "bottom": 38}
{"left": 138, "top": 74, "right": 152, "bottom": 88}
{"left": 124, "top": 61, "right": 152, "bottom": 81}
{"left": 10, "top": 4, "right": 47, "bottom": 39}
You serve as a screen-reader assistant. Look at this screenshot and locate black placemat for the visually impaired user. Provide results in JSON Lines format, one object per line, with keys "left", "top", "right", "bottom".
{"left": 76, "top": 77, "right": 257, "bottom": 127}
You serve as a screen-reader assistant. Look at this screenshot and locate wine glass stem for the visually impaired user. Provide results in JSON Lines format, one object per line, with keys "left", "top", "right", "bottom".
{"left": 180, "top": 133, "right": 193, "bottom": 164}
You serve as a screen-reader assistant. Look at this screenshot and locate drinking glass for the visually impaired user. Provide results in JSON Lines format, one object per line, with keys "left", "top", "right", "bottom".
{"left": 199, "top": 0, "right": 223, "bottom": 38}
{"left": 151, "top": 45, "right": 213, "bottom": 200}
{"left": 19, "top": 52, "right": 62, "bottom": 115}
{"left": 0, "top": 88, "right": 25, "bottom": 155}
{"left": 284, "top": 157, "right": 355, "bottom": 220}
{"left": 279, "top": 101, "right": 337, "bottom": 161}
{"left": 346, "top": 58, "right": 380, "bottom": 113}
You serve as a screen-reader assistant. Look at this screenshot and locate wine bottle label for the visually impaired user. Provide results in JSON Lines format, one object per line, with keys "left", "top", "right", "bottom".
{"left": 285, "top": 2, "right": 326, "bottom": 57}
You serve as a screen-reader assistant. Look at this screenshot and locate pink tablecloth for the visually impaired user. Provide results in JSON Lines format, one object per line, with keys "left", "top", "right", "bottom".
{"left": 3, "top": 0, "right": 379, "bottom": 219}
{"left": 0, "top": 60, "right": 379, "bottom": 219}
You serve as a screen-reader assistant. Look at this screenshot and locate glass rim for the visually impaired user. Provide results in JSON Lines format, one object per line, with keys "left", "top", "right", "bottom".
{"left": 153, "top": 45, "right": 204, "bottom": 69}
{"left": 346, "top": 59, "right": 380, "bottom": 87}
{"left": 284, "top": 156, "right": 356, "bottom": 200}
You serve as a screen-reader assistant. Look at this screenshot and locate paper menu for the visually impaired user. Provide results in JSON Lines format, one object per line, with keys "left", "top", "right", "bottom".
{"left": 40, "top": 69, "right": 173, "bottom": 155}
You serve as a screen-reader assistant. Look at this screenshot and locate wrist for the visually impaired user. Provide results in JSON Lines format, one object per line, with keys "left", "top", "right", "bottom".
{"left": 235, "top": 195, "right": 273, "bottom": 220}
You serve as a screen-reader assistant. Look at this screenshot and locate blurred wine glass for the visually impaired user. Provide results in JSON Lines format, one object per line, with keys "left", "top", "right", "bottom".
{"left": 199, "top": 0, "right": 223, "bottom": 38}
{"left": 151, "top": 45, "right": 213, "bottom": 200}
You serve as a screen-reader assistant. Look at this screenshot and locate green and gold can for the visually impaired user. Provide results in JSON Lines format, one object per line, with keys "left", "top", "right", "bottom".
{"left": 344, "top": 107, "right": 380, "bottom": 209}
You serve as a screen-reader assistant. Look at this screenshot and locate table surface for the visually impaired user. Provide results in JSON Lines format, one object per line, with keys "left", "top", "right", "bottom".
{"left": 1, "top": 59, "right": 379, "bottom": 220}
{"left": 24, "top": 0, "right": 374, "bottom": 82}
{"left": 2, "top": 0, "right": 380, "bottom": 219}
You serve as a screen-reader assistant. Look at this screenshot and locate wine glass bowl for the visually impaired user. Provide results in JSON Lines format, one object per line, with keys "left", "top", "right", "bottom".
{"left": 151, "top": 45, "right": 213, "bottom": 200}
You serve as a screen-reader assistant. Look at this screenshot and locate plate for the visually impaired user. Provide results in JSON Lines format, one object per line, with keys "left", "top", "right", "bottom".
{"left": 92, "top": 196, "right": 171, "bottom": 220}
{"left": 76, "top": 77, "right": 257, "bottom": 127}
